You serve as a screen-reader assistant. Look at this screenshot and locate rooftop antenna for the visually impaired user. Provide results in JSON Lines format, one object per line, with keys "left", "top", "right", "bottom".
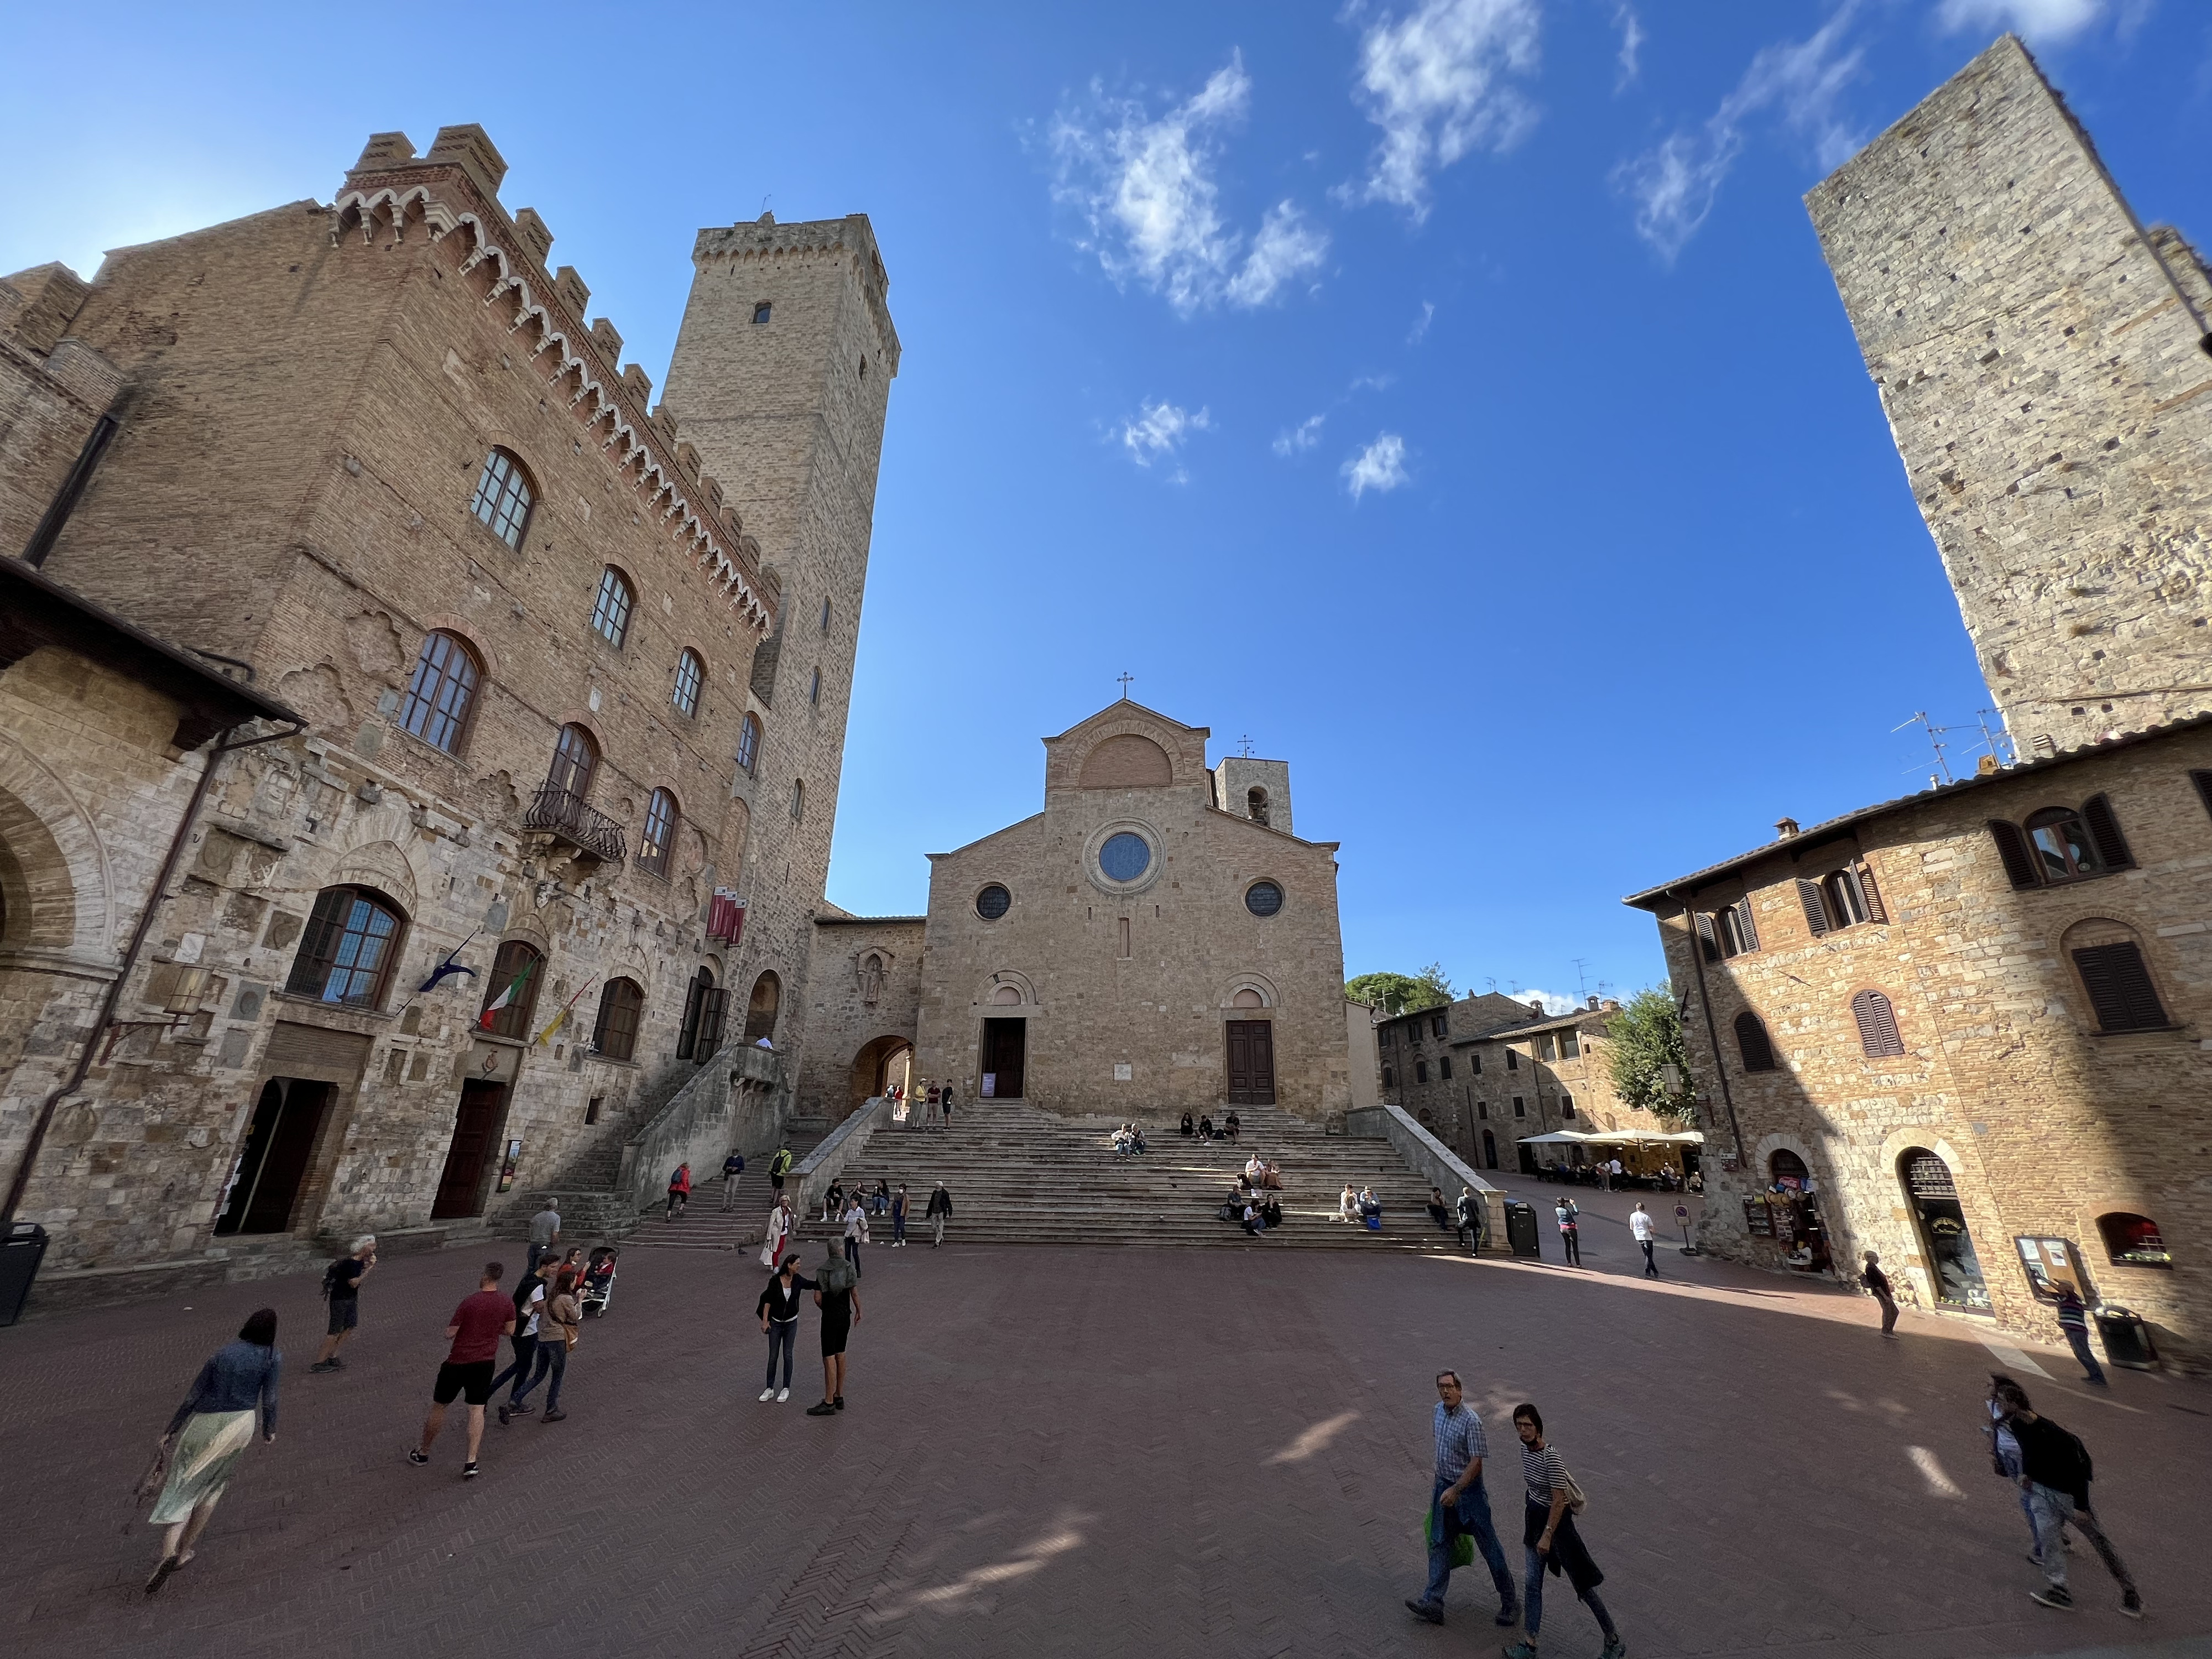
{"left": 1572, "top": 957, "right": 1590, "bottom": 999}
{"left": 1485, "top": 977, "right": 1498, "bottom": 994}
{"left": 1116, "top": 671, "right": 1134, "bottom": 701}
{"left": 1973, "top": 708, "right": 2016, "bottom": 769}
{"left": 1893, "top": 711, "right": 1956, "bottom": 784}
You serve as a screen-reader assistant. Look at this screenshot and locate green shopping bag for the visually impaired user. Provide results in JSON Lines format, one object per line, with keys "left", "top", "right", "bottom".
{"left": 1423, "top": 1506, "right": 1475, "bottom": 1568}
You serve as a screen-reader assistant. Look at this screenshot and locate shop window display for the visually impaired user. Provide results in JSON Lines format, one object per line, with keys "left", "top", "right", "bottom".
{"left": 1899, "top": 1149, "right": 1991, "bottom": 1312}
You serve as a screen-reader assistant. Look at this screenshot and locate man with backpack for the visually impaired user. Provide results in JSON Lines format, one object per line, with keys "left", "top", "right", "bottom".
{"left": 769, "top": 1144, "right": 794, "bottom": 1196}
{"left": 1995, "top": 1380, "right": 2142, "bottom": 1618}
{"left": 311, "top": 1235, "right": 376, "bottom": 1372}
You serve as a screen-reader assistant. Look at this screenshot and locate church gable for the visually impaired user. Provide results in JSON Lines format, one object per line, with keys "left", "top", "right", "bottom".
{"left": 1044, "top": 701, "right": 1208, "bottom": 796}
{"left": 1078, "top": 733, "right": 1171, "bottom": 789}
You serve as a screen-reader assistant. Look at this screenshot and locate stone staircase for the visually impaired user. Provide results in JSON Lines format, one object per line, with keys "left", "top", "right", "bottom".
{"left": 623, "top": 1131, "right": 824, "bottom": 1254}
{"left": 785, "top": 1100, "right": 1470, "bottom": 1253}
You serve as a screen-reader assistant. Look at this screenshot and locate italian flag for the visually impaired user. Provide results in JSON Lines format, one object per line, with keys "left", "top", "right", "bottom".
{"left": 479, "top": 956, "right": 538, "bottom": 1029}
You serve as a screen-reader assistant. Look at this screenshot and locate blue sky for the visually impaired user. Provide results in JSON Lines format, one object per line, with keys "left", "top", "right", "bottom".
{"left": 6, "top": 1, "right": 2209, "bottom": 1010}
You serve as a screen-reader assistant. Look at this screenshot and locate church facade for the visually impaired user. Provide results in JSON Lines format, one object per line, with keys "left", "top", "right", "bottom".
{"left": 801, "top": 701, "right": 1355, "bottom": 1126}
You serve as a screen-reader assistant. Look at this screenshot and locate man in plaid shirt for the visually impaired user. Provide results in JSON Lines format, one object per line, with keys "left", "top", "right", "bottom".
{"left": 1407, "top": 1370, "right": 1519, "bottom": 1626}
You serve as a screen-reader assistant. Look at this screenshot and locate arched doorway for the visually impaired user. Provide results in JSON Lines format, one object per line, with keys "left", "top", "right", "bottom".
{"left": 743, "top": 971, "right": 781, "bottom": 1044}
{"left": 1766, "top": 1149, "right": 1830, "bottom": 1272}
{"left": 1481, "top": 1129, "right": 1498, "bottom": 1170}
{"left": 848, "top": 1034, "right": 913, "bottom": 1120}
{"left": 1899, "top": 1147, "right": 1991, "bottom": 1311}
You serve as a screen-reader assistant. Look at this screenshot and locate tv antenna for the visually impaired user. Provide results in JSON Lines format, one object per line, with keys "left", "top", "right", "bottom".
{"left": 1573, "top": 957, "right": 1590, "bottom": 999}
{"left": 1893, "top": 711, "right": 1957, "bottom": 784}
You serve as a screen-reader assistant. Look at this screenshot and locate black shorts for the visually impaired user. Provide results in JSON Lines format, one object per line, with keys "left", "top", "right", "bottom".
{"left": 326, "top": 1297, "right": 359, "bottom": 1336}
{"left": 820, "top": 1318, "right": 850, "bottom": 1358}
{"left": 433, "top": 1359, "right": 496, "bottom": 1406}
{"left": 770, "top": 1174, "right": 785, "bottom": 1189}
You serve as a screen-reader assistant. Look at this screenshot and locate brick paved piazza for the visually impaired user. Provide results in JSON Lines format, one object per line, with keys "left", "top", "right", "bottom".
{"left": 4, "top": 1199, "right": 2209, "bottom": 1659}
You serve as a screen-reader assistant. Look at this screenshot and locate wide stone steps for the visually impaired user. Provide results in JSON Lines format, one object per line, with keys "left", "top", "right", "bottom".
{"left": 624, "top": 1132, "right": 823, "bottom": 1253}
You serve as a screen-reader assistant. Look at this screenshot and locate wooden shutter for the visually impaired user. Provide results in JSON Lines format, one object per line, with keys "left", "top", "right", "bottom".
{"left": 694, "top": 987, "right": 728, "bottom": 1060}
{"left": 1850, "top": 990, "right": 1905, "bottom": 1058}
{"left": 1987, "top": 820, "right": 2040, "bottom": 890}
{"left": 1695, "top": 912, "right": 1719, "bottom": 962}
{"left": 2081, "top": 794, "right": 2134, "bottom": 869}
{"left": 2192, "top": 770, "right": 2212, "bottom": 822}
{"left": 1796, "top": 878, "right": 1830, "bottom": 937}
{"left": 1733, "top": 899, "right": 1760, "bottom": 952}
{"left": 1855, "top": 860, "right": 1887, "bottom": 923}
{"left": 1734, "top": 1010, "right": 1776, "bottom": 1073}
{"left": 2071, "top": 941, "right": 2168, "bottom": 1031}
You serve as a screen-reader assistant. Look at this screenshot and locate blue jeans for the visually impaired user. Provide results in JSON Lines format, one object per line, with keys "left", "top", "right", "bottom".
{"left": 2064, "top": 1326, "right": 2106, "bottom": 1383}
{"left": 488, "top": 1332, "right": 538, "bottom": 1402}
{"left": 764, "top": 1320, "right": 796, "bottom": 1389}
{"left": 1422, "top": 1474, "right": 1514, "bottom": 1608}
{"left": 893, "top": 1215, "right": 907, "bottom": 1242}
{"left": 513, "top": 1339, "right": 565, "bottom": 1411}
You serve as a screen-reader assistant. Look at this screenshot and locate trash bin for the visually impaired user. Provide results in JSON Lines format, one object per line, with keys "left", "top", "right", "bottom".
{"left": 0, "top": 1222, "right": 49, "bottom": 1328}
{"left": 1504, "top": 1200, "right": 1541, "bottom": 1259}
{"left": 2094, "top": 1305, "right": 2158, "bottom": 1370}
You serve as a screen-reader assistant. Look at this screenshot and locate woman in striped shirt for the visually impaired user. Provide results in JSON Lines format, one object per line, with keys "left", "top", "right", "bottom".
{"left": 1507, "top": 1402, "right": 1625, "bottom": 1659}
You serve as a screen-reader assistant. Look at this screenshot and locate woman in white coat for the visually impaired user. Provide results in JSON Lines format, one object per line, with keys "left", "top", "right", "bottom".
{"left": 759, "top": 1190, "right": 796, "bottom": 1269}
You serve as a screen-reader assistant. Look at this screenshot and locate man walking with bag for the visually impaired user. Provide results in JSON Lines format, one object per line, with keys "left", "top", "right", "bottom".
{"left": 926, "top": 1182, "right": 952, "bottom": 1248}
{"left": 1997, "top": 1380, "right": 2142, "bottom": 1618}
{"left": 1406, "top": 1370, "right": 1518, "bottom": 1629}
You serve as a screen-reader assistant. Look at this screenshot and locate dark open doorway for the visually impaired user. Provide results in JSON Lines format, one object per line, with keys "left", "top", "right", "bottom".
{"left": 1225, "top": 1020, "right": 1276, "bottom": 1105}
{"left": 982, "top": 1016, "right": 1025, "bottom": 1099}
{"left": 432, "top": 1080, "right": 507, "bottom": 1219}
{"left": 213, "top": 1077, "right": 335, "bottom": 1235}
{"left": 743, "top": 970, "right": 781, "bottom": 1044}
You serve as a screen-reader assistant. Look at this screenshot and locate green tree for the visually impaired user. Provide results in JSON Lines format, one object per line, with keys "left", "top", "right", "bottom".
{"left": 1605, "top": 986, "right": 1698, "bottom": 1125}
{"left": 1345, "top": 964, "right": 1453, "bottom": 1016}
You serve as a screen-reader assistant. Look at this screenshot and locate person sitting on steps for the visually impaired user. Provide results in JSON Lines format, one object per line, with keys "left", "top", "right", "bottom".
{"left": 1224, "top": 1112, "right": 1240, "bottom": 1141}
{"left": 1196, "top": 1114, "right": 1215, "bottom": 1140}
{"left": 1180, "top": 1112, "right": 1194, "bottom": 1137}
{"left": 1339, "top": 1183, "right": 1359, "bottom": 1224}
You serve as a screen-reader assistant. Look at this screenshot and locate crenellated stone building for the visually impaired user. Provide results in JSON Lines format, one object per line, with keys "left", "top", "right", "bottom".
{"left": 0, "top": 124, "right": 896, "bottom": 1300}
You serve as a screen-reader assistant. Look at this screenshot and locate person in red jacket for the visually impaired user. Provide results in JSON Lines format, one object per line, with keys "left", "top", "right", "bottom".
{"left": 666, "top": 1162, "right": 691, "bottom": 1220}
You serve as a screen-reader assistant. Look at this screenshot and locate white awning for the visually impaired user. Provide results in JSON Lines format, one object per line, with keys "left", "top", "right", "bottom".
{"left": 1515, "top": 1131, "right": 1592, "bottom": 1145}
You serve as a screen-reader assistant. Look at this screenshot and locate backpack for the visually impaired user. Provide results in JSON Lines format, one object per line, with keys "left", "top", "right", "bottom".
{"left": 816, "top": 1251, "right": 857, "bottom": 1295}
{"left": 321, "top": 1256, "right": 351, "bottom": 1300}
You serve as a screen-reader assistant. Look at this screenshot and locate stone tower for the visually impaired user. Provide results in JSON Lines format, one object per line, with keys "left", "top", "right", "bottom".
{"left": 1212, "top": 754, "right": 1292, "bottom": 835}
{"left": 661, "top": 212, "right": 899, "bottom": 1096}
{"left": 1807, "top": 35, "right": 2212, "bottom": 755}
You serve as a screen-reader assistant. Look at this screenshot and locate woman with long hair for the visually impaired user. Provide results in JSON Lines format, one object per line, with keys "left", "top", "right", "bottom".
{"left": 144, "top": 1308, "right": 280, "bottom": 1594}
{"left": 1507, "top": 1402, "right": 1624, "bottom": 1659}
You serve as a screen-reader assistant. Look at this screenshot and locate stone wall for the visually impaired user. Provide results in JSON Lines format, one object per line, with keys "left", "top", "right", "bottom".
{"left": 1639, "top": 727, "right": 2212, "bottom": 1365}
{"left": 1808, "top": 34, "right": 2212, "bottom": 757}
{"left": 796, "top": 916, "right": 924, "bottom": 1125}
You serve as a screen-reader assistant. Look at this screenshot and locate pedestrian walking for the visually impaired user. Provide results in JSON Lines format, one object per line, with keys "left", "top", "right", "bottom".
{"left": 1404, "top": 1370, "right": 1518, "bottom": 1629}
{"left": 1985, "top": 1373, "right": 2049, "bottom": 1560}
{"left": 311, "top": 1234, "right": 376, "bottom": 1371}
{"left": 142, "top": 1308, "right": 280, "bottom": 1594}
{"left": 1629, "top": 1202, "right": 1659, "bottom": 1277}
{"left": 1506, "top": 1402, "right": 1626, "bottom": 1659}
{"left": 805, "top": 1246, "right": 861, "bottom": 1416}
{"left": 925, "top": 1181, "right": 952, "bottom": 1248}
{"left": 488, "top": 1253, "right": 556, "bottom": 1415}
{"left": 1553, "top": 1197, "right": 1581, "bottom": 1267}
{"left": 891, "top": 1183, "right": 910, "bottom": 1247}
{"left": 940, "top": 1082, "right": 956, "bottom": 1131}
{"left": 666, "top": 1161, "right": 691, "bottom": 1220}
{"left": 504, "top": 1269, "right": 580, "bottom": 1424}
{"left": 2053, "top": 1285, "right": 2106, "bottom": 1384}
{"left": 769, "top": 1143, "right": 793, "bottom": 1194}
{"left": 760, "top": 1190, "right": 796, "bottom": 1269}
{"left": 525, "top": 1201, "right": 561, "bottom": 1275}
{"left": 1863, "top": 1249, "right": 1899, "bottom": 1335}
{"left": 721, "top": 1149, "right": 746, "bottom": 1211}
{"left": 408, "top": 1262, "right": 514, "bottom": 1479}
{"left": 757, "top": 1254, "right": 813, "bottom": 1402}
{"left": 841, "top": 1193, "right": 869, "bottom": 1277}
{"left": 1454, "top": 1187, "right": 1484, "bottom": 1254}
{"left": 1995, "top": 1380, "right": 2142, "bottom": 1618}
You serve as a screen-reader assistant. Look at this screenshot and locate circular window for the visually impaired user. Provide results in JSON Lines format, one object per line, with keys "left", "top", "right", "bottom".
{"left": 1098, "top": 832, "right": 1151, "bottom": 883}
{"left": 975, "top": 884, "right": 1011, "bottom": 920}
{"left": 1245, "top": 880, "right": 1284, "bottom": 917}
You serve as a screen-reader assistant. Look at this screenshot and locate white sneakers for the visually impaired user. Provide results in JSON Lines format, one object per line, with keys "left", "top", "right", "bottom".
{"left": 759, "top": 1387, "right": 776, "bottom": 1402}
{"left": 776, "top": 1387, "right": 790, "bottom": 1403}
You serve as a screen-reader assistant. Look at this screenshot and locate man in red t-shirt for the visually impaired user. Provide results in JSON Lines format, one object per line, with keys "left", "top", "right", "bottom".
{"left": 408, "top": 1262, "right": 514, "bottom": 1478}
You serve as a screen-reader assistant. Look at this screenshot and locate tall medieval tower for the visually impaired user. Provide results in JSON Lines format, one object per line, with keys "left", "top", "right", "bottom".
{"left": 1808, "top": 35, "right": 2212, "bottom": 756}
{"left": 661, "top": 212, "right": 898, "bottom": 1110}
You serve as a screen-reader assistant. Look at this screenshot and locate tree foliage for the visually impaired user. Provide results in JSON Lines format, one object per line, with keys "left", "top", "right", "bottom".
{"left": 1605, "top": 986, "right": 1698, "bottom": 1125}
{"left": 1345, "top": 963, "right": 1454, "bottom": 1016}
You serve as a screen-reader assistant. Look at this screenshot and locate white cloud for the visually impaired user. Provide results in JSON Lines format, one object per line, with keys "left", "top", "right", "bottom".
{"left": 1344, "top": 0, "right": 1543, "bottom": 220}
{"left": 1936, "top": 0, "right": 2104, "bottom": 43}
{"left": 1516, "top": 989, "right": 1582, "bottom": 1015}
{"left": 1615, "top": 3, "right": 1864, "bottom": 263}
{"left": 1342, "top": 432, "right": 1411, "bottom": 498}
{"left": 1614, "top": 5, "right": 1645, "bottom": 89}
{"left": 1118, "top": 399, "right": 1212, "bottom": 480}
{"left": 1052, "top": 55, "right": 1331, "bottom": 314}
{"left": 1408, "top": 300, "right": 1436, "bottom": 343}
{"left": 1272, "top": 414, "right": 1326, "bottom": 456}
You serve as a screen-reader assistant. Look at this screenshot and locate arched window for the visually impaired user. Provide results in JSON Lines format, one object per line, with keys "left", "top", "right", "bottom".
{"left": 1801, "top": 862, "right": 1886, "bottom": 933}
{"left": 1247, "top": 786, "right": 1270, "bottom": 826}
{"left": 638, "top": 788, "right": 680, "bottom": 878}
{"left": 744, "top": 970, "right": 782, "bottom": 1042}
{"left": 591, "top": 568, "right": 634, "bottom": 648}
{"left": 790, "top": 779, "right": 805, "bottom": 822}
{"left": 637, "top": 792, "right": 677, "bottom": 885}
{"left": 752, "top": 301, "right": 772, "bottom": 325}
{"left": 1482, "top": 1128, "right": 1498, "bottom": 1168}
{"left": 675, "top": 967, "right": 722, "bottom": 1060}
{"left": 1850, "top": 989, "right": 1906, "bottom": 1058}
{"left": 2096, "top": 1212, "right": 2170, "bottom": 1267}
{"left": 1770, "top": 1149, "right": 1809, "bottom": 1187}
{"left": 549, "top": 723, "right": 597, "bottom": 800}
{"left": 735, "top": 713, "right": 761, "bottom": 776}
{"left": 991, "top": 983, "right": 1022, "bottom": 1005}
{"left": 285, "top": 885, "right": 405, "bottom": 1008}
{"left": 820, "top": 598, "right": 832, "bottom": 634}
{"left": 1381, "top": 1065, "right": 1395, "bottom": 1088}
{"left": 591, "top": 977, "right": 644, "bottom": 1062}
{"left": 2026, "top": 806, "right": 2103, "bottom": 883}
{"left": 1415, "top": 1060, "right": 1429, "bottom": 1083}
{"left": 809, "top": 666, "right": 822, "bottom": 705}
{"left": 478, "top": 940, "right": 544, "bottom": 1040}
{"left": 399, "top": 631, "right": 481, "bottom": 753}
{"left": 1439, "top": 1056, "right": 1453, "bottom": 1080}
{"left": 672, "top": 650, "right": 704, "bottom": 718}
{"left": 1735, "top": 1010, "right": 1777, "bottom": 1072}
{"left": 2065, "top": 919, "right": 2169, "bottom": 1032}
{"left": 469, "top": 448, "right": 534, "bottom": 549}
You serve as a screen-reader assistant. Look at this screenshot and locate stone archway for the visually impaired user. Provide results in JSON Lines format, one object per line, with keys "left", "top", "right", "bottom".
{"left": 848, "top": 1034, "right": 914, "bottom": 1121}
{"left": 743, "top": 970, "right": 781, "bottom": 1043}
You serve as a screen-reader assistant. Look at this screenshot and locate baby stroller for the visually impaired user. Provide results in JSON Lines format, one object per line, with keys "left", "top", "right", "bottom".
{"left": 580, "top": 1246, "right": 619, "bottom": 1317}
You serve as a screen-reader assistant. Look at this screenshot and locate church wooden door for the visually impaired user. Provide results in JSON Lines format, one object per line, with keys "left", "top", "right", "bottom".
{"left": 1225, "top": 1020, "right": 1276, "bottom": 1105}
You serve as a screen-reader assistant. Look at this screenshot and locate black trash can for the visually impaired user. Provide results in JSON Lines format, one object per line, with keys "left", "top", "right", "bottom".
{"left": 1504, "top": 1200, "right": 1541, "bottom": 1259}
{"left": 1, "top": 1222, "right": 49, "bottom": 1328}
{"left": 2094, "top": 1306, "right": 2158, "bottom": 1370}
